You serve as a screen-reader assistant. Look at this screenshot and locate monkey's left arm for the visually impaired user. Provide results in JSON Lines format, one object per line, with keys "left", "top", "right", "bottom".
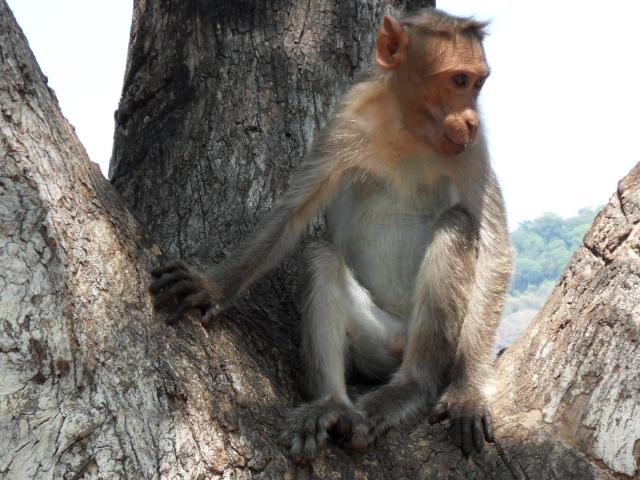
{"left": 431, "top": 179, "right": 513, "bottom": 453}
{"left": 150, "top": 125, "right": 355, "bottom": 323}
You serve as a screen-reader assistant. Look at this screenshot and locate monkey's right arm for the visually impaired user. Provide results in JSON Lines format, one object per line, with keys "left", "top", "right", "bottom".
{"left": 150, "top": 138, "right": 351, "bottom": 324}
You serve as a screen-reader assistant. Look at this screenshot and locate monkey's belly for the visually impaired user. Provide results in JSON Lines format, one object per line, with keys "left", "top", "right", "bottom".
{"left": 327, "top": 180, "right": 449, "bottom": 320}
{"left": 344, "top": 218, "right": 432, "bottom": 319}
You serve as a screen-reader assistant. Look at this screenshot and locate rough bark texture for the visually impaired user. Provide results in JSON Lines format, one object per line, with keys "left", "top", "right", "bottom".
{"left": 496, "top": 166, "right": 640, "bottom": 478}
{"left": 109, "top": 1, "right": 438, "bottom": 357}
{"left": 1, "top": 0, "right": 638, "bottom": 479}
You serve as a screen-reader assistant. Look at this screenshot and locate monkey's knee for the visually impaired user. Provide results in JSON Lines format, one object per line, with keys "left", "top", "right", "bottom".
{"left": 434, "top": 205, "right": 475, "bottom": 246}
{"left": 431, "top": 206, "right": 477, "bottom": 275}
{"left": 303, "top": 241, "right": 348, "bottom": 286}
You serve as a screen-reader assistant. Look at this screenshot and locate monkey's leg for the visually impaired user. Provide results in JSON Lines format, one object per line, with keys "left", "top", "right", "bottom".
{"left": 285, "top": 241, "right": 402, "bottom": 462}
{"left": 356, "top": 206, "right": 477, "bottom": 445}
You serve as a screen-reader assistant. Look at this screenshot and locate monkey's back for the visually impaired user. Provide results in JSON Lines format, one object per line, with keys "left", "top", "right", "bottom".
{"left": 327, "top": 169, "right": 458, "bottom": 321}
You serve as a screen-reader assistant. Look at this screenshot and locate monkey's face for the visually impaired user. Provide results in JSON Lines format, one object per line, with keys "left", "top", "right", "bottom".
{"left": 396, "top": 35, "right": 489, "bottom": 157}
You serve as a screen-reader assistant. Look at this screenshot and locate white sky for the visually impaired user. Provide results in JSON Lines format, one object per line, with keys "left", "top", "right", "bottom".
{"left": 7, "top": 0, "right": 640, "bottom": 229}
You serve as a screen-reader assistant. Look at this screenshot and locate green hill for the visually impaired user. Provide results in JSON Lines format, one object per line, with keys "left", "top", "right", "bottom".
{"left": 510, "top": 207, "right": 600, "bottom": 294}
{"left": 497, "top": 207, "right": 600, "bottom": 349}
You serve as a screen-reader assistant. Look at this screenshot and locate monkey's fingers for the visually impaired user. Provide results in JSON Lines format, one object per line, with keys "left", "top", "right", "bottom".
{"left": 333, "top": 409, "right": 362, "bottom": 437}
{"left": 283, "top": 403, "right": 337, "bottom": 463}
{"left": 347, "top": 420, "right": 369, "bottom": 451}
{"left": 168, "top": 291, "right": 211, "bottom": 324}
{"left": 472, "top": 416, "right": 484, "bottom": 452}
{"left": 149, "top": 270, "right": 190, "bottom": 293}
{"left": 288, "top": 439, "right": 317, "bottom": 464}
{"left": 460, "top": 417, "right": 473, "bottom": 456}
{"left": 200, "top": 303, "right": 224, "bottom": 327}
{"left": 370, "top": 414, "right": 393, "bottom": 442}
{"left": 482, "top": 411, "right": 494, "bottom": 443}
{"left": 301, "top": 435, "right": 318, "bottom": 462}
{"left": 201, "top": 308, "right": 214, "bottom": 328}
{"left": 315, "top": 412, "right": 338, "bottom": 450}
{"left": 299, "top": 412, "right": 326, "bottom": 462}
{"left": 449, "top": 418, "right": 463, "bottom": 448}
{"left": 287, "top": 433, "right": 305, "bottom": 463}
{"left": 428, "top": 402, "right": 449, "bottom": 424}
{"left": 150, "top": 261, "right": 188, "bottom": 278}
{"left": 153, "top": 281, "right": 198, "bottom": 309}
{"left": 334, "top": 415, "right": 352, "bottom": 437}
{"left": 290, "top": 434, "right": 320, "bottom": 464}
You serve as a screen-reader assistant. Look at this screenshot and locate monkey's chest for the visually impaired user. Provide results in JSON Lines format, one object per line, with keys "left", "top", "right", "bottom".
{"left": 327, "top": 178, "right": 455, "bottom": 318}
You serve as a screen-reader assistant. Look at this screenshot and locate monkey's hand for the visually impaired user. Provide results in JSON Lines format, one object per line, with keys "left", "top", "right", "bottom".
{"left": 428, "top": 384, "right": 494, "bottom": 455}
{"left": 283, "top": 399, "right": 368, "bottom": 463}
{"left": 149, "top": 261, "right": 224, "bottom": 326}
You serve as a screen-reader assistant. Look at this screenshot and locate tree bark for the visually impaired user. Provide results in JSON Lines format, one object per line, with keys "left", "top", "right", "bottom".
{"left": 496, "top": 166, "right": 640, "bottom": 478}
{"left": 1, "top": 1, "right": 638, "bottom": 479}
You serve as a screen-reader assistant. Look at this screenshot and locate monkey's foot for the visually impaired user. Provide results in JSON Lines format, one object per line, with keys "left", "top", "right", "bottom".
{"left": 428, "top": 385, "right": 494, "bottom": 455}
{"left": 283, "top": 399, "right": 367, "bottom": 463}
{"left": 355, "top": 381, "right": 431, "bottom": 447}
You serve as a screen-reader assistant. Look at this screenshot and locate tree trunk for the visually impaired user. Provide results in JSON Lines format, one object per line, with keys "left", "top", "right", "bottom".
{"left": 1, "top": 1, "right": 638, "bottom": 479}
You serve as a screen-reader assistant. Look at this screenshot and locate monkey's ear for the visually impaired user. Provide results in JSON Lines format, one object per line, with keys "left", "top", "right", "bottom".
{"left": 375, "top": 16, "right": 410, "bottom": 70}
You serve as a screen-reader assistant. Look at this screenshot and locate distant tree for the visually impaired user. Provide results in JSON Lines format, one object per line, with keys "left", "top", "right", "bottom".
{"left": 510, "top": 208, "right": 599, "bottom": 293}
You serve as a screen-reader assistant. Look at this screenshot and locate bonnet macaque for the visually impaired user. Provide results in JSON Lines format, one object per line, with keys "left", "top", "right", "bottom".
{"left": 151, "top": 8, "right": 512, "bottom": 461}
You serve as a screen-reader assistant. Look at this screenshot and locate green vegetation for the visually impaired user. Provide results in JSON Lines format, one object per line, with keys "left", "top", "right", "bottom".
{"left": 510, "top": 207, "right": 600, "bottom": 295}
{"left": 497, "top": 207, "right": 601, "bottom": 349}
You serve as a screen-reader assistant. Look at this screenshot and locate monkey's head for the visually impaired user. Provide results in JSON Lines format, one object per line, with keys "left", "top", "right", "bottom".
{"left": 375, "top": 10, "right": 489, "bottom": 157}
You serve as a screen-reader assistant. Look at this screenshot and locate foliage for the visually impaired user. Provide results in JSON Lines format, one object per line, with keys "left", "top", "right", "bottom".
{"left": 497, "top": 208, "right": 600, "bottom": 349}
{"left": 510, "top": 207, "right": 600, "bottom": 294}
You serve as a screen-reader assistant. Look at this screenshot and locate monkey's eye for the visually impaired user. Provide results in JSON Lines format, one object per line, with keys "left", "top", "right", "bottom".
{"left": 452, "top": 74, "right": 468, "bottom": 88}
{"left": 474, "top": 77, "right": 486, "bottom": 90}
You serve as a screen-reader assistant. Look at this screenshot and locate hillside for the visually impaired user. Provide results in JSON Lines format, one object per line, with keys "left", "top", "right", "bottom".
{"left": 497, "top": 207, "right": 600, "bottom": 349}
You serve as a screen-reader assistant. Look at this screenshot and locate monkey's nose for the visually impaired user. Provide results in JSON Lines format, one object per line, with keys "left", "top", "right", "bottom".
{"left": 465, "top": 118, "right": 478, "bottom": 138}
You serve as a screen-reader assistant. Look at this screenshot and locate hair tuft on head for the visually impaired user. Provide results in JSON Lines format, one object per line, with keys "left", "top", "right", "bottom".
{"left": 400, "top": 8, "right": 489, "bottom": 41}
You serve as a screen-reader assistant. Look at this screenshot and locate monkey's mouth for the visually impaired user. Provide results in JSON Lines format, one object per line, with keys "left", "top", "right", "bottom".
{"left": 443, "top": 134, "right": 470, "bottom": 154}
{"left": 444, "top": 134, "right": 468, "bottom": 149}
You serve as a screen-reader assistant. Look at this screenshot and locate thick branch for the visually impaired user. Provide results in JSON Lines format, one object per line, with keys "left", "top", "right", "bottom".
{"left": 0, "top": 0, "right": 636, "bottom": 478}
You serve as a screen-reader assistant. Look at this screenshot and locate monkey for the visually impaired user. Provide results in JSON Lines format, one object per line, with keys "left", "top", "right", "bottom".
{"left": 150, "top": 8, "right": 513, "bottom": 461}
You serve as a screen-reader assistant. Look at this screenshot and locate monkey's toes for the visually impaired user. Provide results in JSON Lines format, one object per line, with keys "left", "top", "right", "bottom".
{"left": 448, "top": 410, "right": 494, "bottom": 455}
{"left": 331, "top": 409, "right": 370, "bottom": 449}
{"left": 284, "top": 401, "right": 364, "bottom": 462}
{"left": 346, "top": 420, "right": 369, "bottom": 451}
{"left": 287, "top": 433, "right": 320, "bottom": 463}
{"left": 285, "top": 421, "right": 328, "bottom": 463}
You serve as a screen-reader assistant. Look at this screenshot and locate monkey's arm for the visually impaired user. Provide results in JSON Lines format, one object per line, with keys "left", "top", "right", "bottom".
{"left": 216, "top": 151, "right": 347, "bottom": 299}
{"left": 150, "top": 132, "right": 353, "bottom": 323}
{"left": 430, "top": 176, "right": 513, "bottom": 453}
